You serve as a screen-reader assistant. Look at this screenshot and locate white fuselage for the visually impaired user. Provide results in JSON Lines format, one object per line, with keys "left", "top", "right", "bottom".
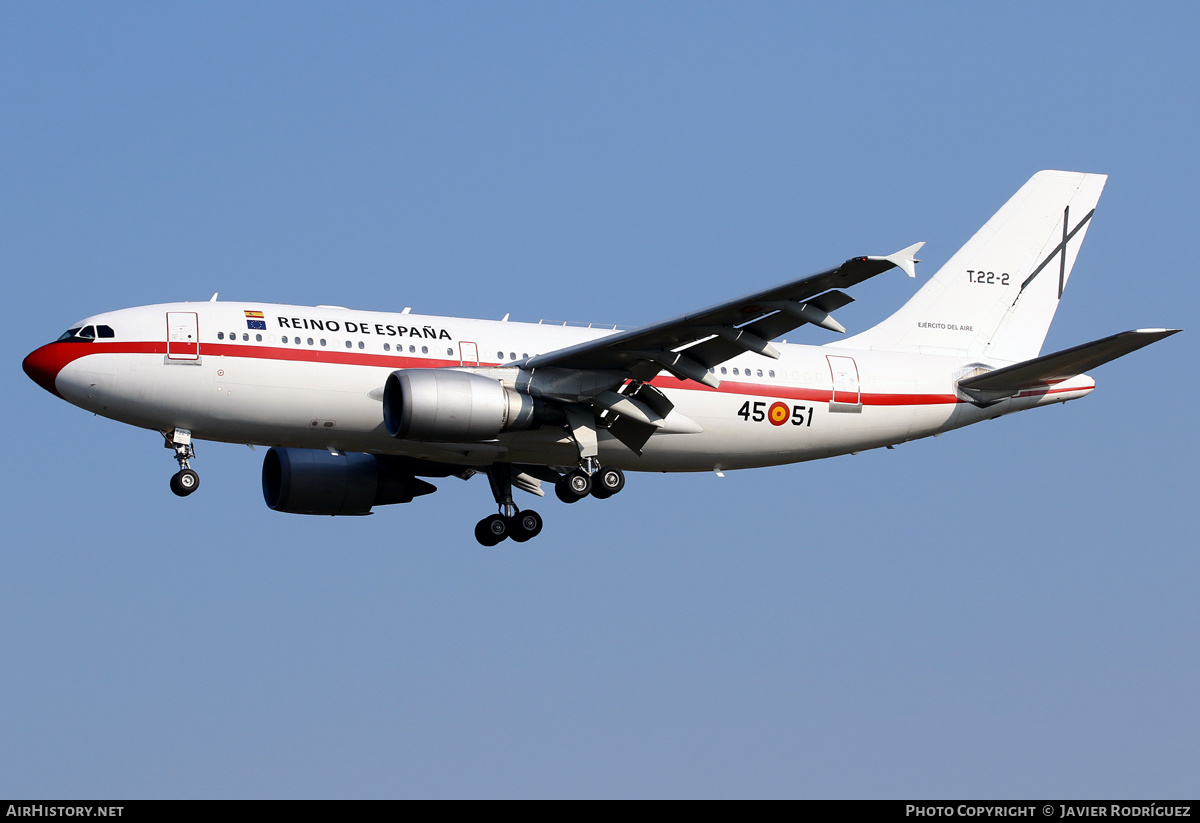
{"left": 38, "top": 301, "right": 1095, "bottom": 472}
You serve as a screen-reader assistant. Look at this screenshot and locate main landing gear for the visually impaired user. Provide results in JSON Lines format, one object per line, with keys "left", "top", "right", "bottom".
{"left": 163, "top": 428, "right": 200, "bottom": 498}
{"left": 474, "top": 461, "right": 628, "bottom": 546}
{"left": 474, "top": 509, "right": 544, "bottom": 547}
{"left": 475, "top": 464, "right": 544, "bottom": 546}
{"left": 554, "top": 460, "right": 625, "bottom": 504}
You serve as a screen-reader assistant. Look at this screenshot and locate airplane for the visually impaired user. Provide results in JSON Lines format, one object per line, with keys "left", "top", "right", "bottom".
{"left": 22, "top": 170, "right": 1180, "bottom": 545}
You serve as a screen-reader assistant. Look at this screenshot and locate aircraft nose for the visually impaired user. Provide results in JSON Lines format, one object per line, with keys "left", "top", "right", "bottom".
{"left": 22, "top": 343, "right": 66, "bottom": 398}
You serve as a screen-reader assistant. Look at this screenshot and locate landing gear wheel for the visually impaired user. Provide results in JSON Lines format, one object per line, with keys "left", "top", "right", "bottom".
{"left": 170, "top": 468, "right": 200, "bottom": 497}
{"left": 555, "top": 469, "right": 592, "bottom": 504}
{"left": 508, "top": 510, "right": 543, "bottom": 543}
{"left": 474, "top": 513, "right": 509, "bottom": 546}
{"left": 591, "top": 467, "right": 625, "bottom": 499}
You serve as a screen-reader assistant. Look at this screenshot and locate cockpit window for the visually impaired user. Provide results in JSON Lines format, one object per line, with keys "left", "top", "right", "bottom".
{"left": 55, "top": 324, "right": 114, "bottom": 342}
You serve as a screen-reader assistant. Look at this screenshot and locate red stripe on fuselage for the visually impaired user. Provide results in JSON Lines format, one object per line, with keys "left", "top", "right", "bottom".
{"left": 25, "top": 339, "right": 1088, "bottom": 408}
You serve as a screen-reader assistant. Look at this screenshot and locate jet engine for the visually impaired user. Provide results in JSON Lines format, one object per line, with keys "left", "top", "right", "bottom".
{"left": 383, "top": 368, "right": 556, "bottom": 441}
{"left": 262, "top": 447, "right": 436, "bottom": 515}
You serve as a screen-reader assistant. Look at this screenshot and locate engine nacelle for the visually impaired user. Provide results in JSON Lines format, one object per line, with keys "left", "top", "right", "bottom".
{"left": 262, "top": 447, "right": 436, "bottom": 516}
{"left": 383, "top": 368, "right": 554, "bottom": 441}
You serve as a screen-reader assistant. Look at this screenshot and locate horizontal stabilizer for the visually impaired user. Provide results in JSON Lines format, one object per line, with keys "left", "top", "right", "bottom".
{"left": 958, "top": 328, "right": 1180, "bottom": 403}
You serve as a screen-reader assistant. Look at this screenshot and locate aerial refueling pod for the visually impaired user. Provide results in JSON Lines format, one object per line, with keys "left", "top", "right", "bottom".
{"left": 383, "top": 368, "right": 557, "bottom": 441}
{"left": 262, "top": 447, "right": 436, "bottom": 515}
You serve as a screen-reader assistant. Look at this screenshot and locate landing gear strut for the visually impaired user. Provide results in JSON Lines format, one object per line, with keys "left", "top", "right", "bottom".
{"left": 163, "top": 428, "right": 200, "bottom": 497}
{"left": 475, "top": 464, "right": 543, "bottom": 546}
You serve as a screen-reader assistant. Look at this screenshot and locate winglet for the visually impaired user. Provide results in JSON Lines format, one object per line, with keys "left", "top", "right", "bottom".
{"left": 868, "top": 241, "right": 924, "bottom": 278}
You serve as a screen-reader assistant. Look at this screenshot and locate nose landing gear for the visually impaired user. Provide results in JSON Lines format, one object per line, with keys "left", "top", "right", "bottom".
{"left": 163, "top": 428, "right": 200, "bottom": 497}
{"left": 170, "top": 468, "right": 200, "bottom": 496}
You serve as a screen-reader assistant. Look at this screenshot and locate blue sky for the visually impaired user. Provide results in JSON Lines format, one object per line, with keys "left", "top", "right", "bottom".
{"left": 2, "top": 3, "right": 1196, "bottom": 798}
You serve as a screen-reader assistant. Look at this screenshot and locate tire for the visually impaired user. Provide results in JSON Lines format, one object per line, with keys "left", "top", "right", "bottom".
{"left": 509, "top": 510, "right": 543, "bottom": 543}
{"left": 593, "top": 467, "right": 624, "bottom": 498}
{"left": 475, "top": 514, "right": 508, "bottom": 546}
{"left": 555, "top": 481, "right": 578, "bottom": 504}
{"left": 170, "top": 469, "right": 200, "bottom": 497}
{"left": 556, "top": 469, "right": 591, "bottom": 503}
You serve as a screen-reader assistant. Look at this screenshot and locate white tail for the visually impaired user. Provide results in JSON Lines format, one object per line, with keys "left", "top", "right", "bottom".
{"left": 838, "top": 170, "right": 1108, "bottom": 363}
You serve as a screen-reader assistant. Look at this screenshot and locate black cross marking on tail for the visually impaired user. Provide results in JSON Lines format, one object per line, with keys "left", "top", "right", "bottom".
{"left": 1013, "top": 205, "right": 1095, "bottom": 304}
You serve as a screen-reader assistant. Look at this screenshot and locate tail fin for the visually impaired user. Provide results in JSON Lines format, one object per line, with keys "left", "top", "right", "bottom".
{"left": 838, "top": 170, "right": 1108, "bottom": 363}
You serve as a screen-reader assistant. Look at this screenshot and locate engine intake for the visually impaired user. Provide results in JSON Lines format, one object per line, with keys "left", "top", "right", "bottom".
{"left": 262, "top": 447, "right": 436, "bottom": 515}
{"left": 383, "top": 368, "right": 554, "bottom": 441}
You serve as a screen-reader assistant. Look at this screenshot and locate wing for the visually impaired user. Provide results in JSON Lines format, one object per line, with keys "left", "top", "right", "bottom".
{"left": 523, "top": 243, "right": 924, "bottom": 387}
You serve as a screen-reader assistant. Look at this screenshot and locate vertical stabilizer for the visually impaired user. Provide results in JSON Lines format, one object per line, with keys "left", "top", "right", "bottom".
{"left": 837, "top": 171, "right": 1107, "bottom": 363}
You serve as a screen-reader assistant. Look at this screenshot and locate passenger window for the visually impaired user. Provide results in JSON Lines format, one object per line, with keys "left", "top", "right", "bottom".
{"left": 320, "top": 339, "right": 326, "bottom": 346}
{"left": 282, "top": 335, "right": 289, "bottom": 344}
{"left": 720, "top": 367, "right": 727, "bottom": 375}
{"left": 421, "top": 345, "right": 428, "bottom": 354}
{"left": 497, "top": 351, "right": 504, "bottom": 359}
{"left": 509, "top": 352, "right": 516, "bottom": 361}
{"left": 358, "top": 341, "right": 364, "bottom": 349}
{"left": 384, "top": 343, "right": 390, "bottom": 352}
{"left": 447, "top": 348, "right": 453, "bottom": 356}
{"left": 769, "top": 370, "right": 775, "bottom": 378}
{"left": 345, "top": 340, "right": 352, "bottom": 349}
{"left": 757, "top": 369, "right": 763, "bottom": 377}
{"left": 218, "top": 332, "right": 224, "bottom": 340}
{"left": 408, "top": 345, "right": 414, "bottom": 353}
{"left": 256, "top": 334, "right": 262, "bottom": 342}
{"left": 522, "top": 353, "right": 528, "bottom": 359}
{"left": 307, "top": 337, "right": 313, "bottom": 346}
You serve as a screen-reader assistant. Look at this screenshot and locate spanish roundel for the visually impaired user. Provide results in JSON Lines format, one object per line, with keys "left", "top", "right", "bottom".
{"left": 768, "top": 401, "right": 789, "bottom": 426}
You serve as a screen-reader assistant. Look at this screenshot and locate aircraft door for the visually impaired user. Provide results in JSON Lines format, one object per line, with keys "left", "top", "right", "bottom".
{"left": 826, "top": 354, "right": 861, "bottom": 413}
{"left": 459, "top": 341, "right": 479, "bottom": 367}
{"left": 167, "top": 312, "right": 200, "bottom": 360}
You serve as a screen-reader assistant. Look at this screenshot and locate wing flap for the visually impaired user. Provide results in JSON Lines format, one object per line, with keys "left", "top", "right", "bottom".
{"left": 682, "top": 289, "right": 856, "bottom": 368}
